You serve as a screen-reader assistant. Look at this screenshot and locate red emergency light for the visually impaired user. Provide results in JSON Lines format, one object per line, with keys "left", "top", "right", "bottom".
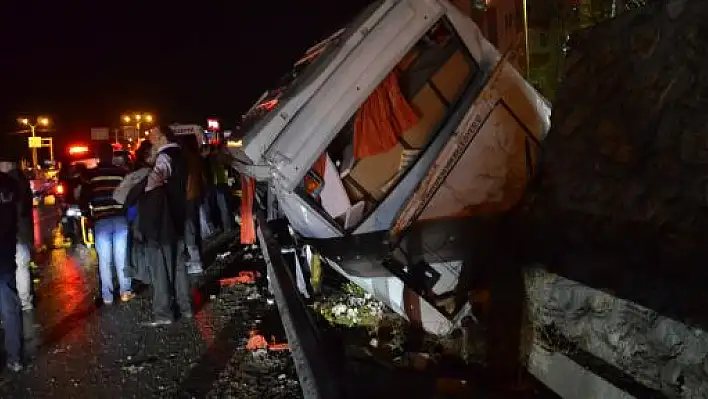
{"left": 68, "top": 146, "right": 89, "bottom": 155}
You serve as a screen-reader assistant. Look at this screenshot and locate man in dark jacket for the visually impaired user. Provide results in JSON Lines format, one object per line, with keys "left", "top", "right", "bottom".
{"left": 80, "top": 143, "right": 132, "bottom": 305}
{"left": 0, "top": 154, "right": 25, "bottom": 372}
{"left": 138, "top": 125, "right": 192, "bottom": 326}
{"left": 0, "top": 159, "right": 34, "bottom": 311}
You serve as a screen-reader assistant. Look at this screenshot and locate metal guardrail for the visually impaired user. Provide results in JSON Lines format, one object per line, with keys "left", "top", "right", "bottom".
{"left": 255, "top": 212, "right": 343, "bottom": 399}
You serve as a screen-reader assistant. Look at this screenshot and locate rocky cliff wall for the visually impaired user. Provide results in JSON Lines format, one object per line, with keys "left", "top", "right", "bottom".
{"left": 518, "top": 0, "right": 708, "bottom": 397}
{"left": 522, "top": 0, "right": 708, "bottom": 326}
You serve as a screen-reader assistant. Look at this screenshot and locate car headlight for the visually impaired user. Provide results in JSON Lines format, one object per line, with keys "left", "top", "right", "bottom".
{"left": 66, "top": 208, "right": 82, "bottom": 217}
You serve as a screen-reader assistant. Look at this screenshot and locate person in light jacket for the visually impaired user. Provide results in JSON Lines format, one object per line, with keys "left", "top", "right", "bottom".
{"left": 113, "top": 140, "right": 154, "bottom": 284}
{"left": 128, "top": 126, "right": 192, "bottom": 326}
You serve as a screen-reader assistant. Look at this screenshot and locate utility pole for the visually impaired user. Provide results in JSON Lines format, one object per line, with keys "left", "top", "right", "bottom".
{"left": 18, "top": 116, "right": 50, "bottom": 169}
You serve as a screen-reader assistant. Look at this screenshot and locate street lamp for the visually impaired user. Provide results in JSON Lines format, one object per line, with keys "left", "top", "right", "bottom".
{"left": 18, "top": 116, "right": 51, "bottom": 168}
{"left": 120, "top": 113, "right": 154, "bottom": 143}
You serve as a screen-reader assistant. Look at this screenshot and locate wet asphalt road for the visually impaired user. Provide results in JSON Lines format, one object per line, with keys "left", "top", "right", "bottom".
{"left": 0, "top": 205, "right": 301, "bottom": 398}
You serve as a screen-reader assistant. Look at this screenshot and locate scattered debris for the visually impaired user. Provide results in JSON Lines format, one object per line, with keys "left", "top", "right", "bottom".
{"left": 50, "top": 347, "right": 67, "bottom": 355}
{"left": 246, "top": 290, "right": 262, "bottom": 301}
{"left": 216, "top": 251, "right": 232, "bottom": 260}
{"left": 251, "top": 348, "right": 269, "bottom": 360}
{"left": 121, "top": 365, "right": 145, "bottom": 374}
{"left": 312, "top": 282, "right": 384, "bottom": 328}
{"left": 246, "top": 330, "right": 290, "bottom": 352}
{"left": 219, "top": 271, "right": 261, "bottom": 287}
{"left": 247, "top": 331, "right": 269, "bottom": 351}
{"left": 268, "top": 343, "right": 289, "bottom": 352}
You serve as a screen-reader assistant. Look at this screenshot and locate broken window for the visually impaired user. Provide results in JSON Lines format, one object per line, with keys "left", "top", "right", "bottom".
{"left": 297, "top": 18, "right": 480, "bottom": 232}
{"left": 240, "top": 29, "right": 344, "bottom": 134}
{"left": 240, "top": 2, "right": 386, "bottom": 136}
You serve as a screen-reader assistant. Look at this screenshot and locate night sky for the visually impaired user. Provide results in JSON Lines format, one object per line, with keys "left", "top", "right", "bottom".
{"left": 1, "top": 0, "right": 372, "bottom": 154}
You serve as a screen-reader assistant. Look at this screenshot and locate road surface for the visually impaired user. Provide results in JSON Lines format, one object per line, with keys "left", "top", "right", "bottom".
{"left": 0, "top": 205, "right": 300, "bottom": 398}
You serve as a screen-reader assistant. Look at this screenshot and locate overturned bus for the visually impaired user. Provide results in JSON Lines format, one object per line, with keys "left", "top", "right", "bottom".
{"left": 231, "top": 0, "right": 550, "bottom": 335}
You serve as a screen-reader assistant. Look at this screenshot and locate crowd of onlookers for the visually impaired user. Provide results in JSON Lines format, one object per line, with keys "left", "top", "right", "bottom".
{"left": 85, "top": 127, "right": 238, "bottom": 319}
{"left": 0, "top": 126, "right": 240, "bottom": 371}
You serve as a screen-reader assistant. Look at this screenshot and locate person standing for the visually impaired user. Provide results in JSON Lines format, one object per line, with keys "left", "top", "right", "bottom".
{"left": 199, "top": 144, "right": 217, "bottom": 237}
{"left": 0, "top": 154, "right": 25, "bottom": 372}
{"left": 136, "top": 126, "right": 192, "bottom": 326}
{"left": 178, "top": 135, "right": 205, "bottom": 275}
{"left": 113, "top": 140, "right": 154, "bottom": 285}
{"left": 0, "top": 159, "right": 34, "bottom": 311}
{"left": 80, "top": 143, "right": 132, "bottom": 305}
{"left": 210, "top": 145, "right": 233, "bottom": 233}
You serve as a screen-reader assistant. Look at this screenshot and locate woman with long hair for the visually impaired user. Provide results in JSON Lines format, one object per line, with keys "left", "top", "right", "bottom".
{"left": 134, "top": 140, "right": 155, "bottom": 170}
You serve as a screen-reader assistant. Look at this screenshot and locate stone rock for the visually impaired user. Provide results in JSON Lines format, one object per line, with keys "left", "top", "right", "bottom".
{"left": 520, "top": 0, "right": 708, "bottom": 336}
{"left": 525, "top": 268, "right": 708, "bottom": 398}
{"left": 527, "top": 0, "right": 708, "bottom": 265}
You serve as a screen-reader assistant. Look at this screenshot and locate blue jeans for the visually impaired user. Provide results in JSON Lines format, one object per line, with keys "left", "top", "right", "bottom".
{"left": 185, "top": 201, "right": 203, "bottom": 274}
{"left": 0, "top": 268, "right": 22, "bottom": 364}
{"left": 94, "top": 216, "right": 130, "bottom": 303}
{"left": 15, "top": 243, "right": 32, "bottom": 310}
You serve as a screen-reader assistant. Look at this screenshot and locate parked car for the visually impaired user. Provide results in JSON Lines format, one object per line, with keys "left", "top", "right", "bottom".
{"left": 27, "top": 168, "right": 59, "bottom": 207}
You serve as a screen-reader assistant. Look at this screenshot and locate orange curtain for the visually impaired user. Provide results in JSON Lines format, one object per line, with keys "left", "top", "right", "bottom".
{"left": 240, "top": 176, "right": 256, "bottom": 245}
{"left": 311, "top": 153, "right": 326, "bottom": 178}
{"left": 353, "top": 71, "right": 419, "bottom": 159}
